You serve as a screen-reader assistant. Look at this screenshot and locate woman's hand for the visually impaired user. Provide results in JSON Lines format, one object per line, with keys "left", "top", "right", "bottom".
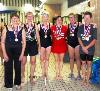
{"left": 19, "top": 54, "right": 23, "bottom": 61}
{"left": 4, "top": 54, "right": 9, "bottom": 62}
{"left": 82, "top": 46, "right": 88, "bottom": 54}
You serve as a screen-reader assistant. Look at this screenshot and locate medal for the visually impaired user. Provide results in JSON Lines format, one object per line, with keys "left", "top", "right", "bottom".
{"left": 55, "top": 25, "right": 65, "bottom": 40}
{"left": 15, "top": 38, "right": 18, "bottom": 42}
{"left": 85, "top": 36, "right": 89, "bottom": 41}
{"left": 13, "top": 26, "right": 20, "bottom": 42}
{"left": 70, "top": 23, "right": 76, "bottom": 37}
{"left": 45, "top": 35, "right": 47, "bottom": 38}
{"left": 56, "top": 26, "right": 61, "bottom": 40}
{"left": 71, "top": 34, "right": 74, "bottom": 36}
{"left": 27, "top": 26, "right": 33, "bottom": 37}
{"left": 42, "top": 24, "right": 48, "bottom": 39}
{"left": 84, "top": 24, "right": 91, "bottom": 41}
{"left": 26, "top": 23, "right": 36, "bottom": 40}
{"left": 44, "top": 29, "right": 47, "bottom": 38}
{"left": 70, "top": 33, "right": 74, "bottom": 36}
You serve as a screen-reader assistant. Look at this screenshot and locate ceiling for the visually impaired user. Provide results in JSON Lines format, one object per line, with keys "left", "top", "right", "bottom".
{"left": 45, "top": 0, "right": 63, "bottom": 4}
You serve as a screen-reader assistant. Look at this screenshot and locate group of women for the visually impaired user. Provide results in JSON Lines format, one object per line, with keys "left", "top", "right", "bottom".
{"left": 1, "top": 11, "right": 97, "bottom": 91}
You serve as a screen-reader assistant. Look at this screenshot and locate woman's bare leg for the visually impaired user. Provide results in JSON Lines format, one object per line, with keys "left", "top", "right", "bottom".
{"left": 82, "top": 61, "right": 87, "bottom": 84}
{"left": 40, "top": 47, "right": 46, "bottom": 77}
{"left": 75, "top": 45, "right": 81, "bottom": 77}
{"left": 86, "top": 61, "right": 92, "bottom": 83}
{"left": 68, "top": 45, "right": 75, "bottom": 77}
{"left": 59, "top": 53, "right": 65, "bottom": 79}
{"left": 30, "top": 56, "right": 36, "bottom": 84}
{"left": 54, "top": 53, "right": 60, "bottom": 79}
{"left": 45, "top": 46, "right": 51, "bottom": 77}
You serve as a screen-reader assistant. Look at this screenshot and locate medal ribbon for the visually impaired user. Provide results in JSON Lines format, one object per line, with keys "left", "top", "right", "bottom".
{"left": 42, "top": 24, "right": 48, "bottom": 37}
{"left": 55, "top": 26, "right": 64, "bottom": 40}
{"left": 84, "top": 24, "right": 91, "bottom": 37}
{"left": 70, "top": 24, "right": 76, "bottom": 33}
{"left": 56, "top": 26, "right": 61, "bottom": 35}
{"left": 13, "top": 26, "right": 20, "bottom": 39}
{"left": 26, "top": 24, "right": 36, "bottom": 40}
{"left": 27, "top": 24, "right": 33, "bottom": 36}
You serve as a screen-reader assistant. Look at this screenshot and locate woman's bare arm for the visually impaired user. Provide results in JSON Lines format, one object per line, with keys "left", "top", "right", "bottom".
{"left": 1, "top": 27, "right": 9, "bottom": 61}
{"left": 36, "top": 24, "right": 41, "bottom": 49}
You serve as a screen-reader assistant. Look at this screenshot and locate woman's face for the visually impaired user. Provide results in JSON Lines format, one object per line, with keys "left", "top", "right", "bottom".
{"left": 84, "top": 15, "right": 91, "bottom": 24}
{"left": 42, "top": 15, "right": 49, "bottom": 22}
{"left": 56, "top": 17, "right": 62, "bottom": 25}
{"left": 69, "top": 15, "right": 75, "bottom": 23}
{"left": 26, "top": 13, "right": 33, "bottom": 22}
{"left": 11, "top": 16, "right": 19, "bottom": 26}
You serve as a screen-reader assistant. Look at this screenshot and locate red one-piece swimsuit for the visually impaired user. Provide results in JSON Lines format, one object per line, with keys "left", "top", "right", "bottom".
{"left": 51, "top": 25, "right": 68, "bottom": 54}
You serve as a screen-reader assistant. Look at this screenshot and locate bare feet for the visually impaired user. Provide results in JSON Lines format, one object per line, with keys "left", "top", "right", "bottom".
{"left": 55, "top": 75, "right": 63, "bottom": 80}
{"left": 58, "top": 75, "right": 63, "bottom": 80}
{"left": 85, "top": 79, "right": 91, "bottom": 87}
{"left": 21, "top": 76, "right": 25, "bottom": 83}
{"left": 30, "top": 76, "right": 35, "bottom": 85}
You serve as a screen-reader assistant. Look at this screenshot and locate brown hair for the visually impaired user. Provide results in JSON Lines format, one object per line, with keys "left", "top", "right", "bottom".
{"left": 10, "top": 13, "right": 19, "bottom": 19}
{"left": 84, "top": 11, "right": 92, "bottom": 18}
{"left": 55, "top": 16, "right": 63, "bottom": 21}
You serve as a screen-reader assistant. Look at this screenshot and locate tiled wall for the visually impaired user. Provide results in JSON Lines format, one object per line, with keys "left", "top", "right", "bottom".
{"left": 91, "top": 0, "right": 100, "bottom": 56}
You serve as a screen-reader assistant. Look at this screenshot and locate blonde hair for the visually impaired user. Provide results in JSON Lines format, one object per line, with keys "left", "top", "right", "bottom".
{"left": 41, "top": 12, "right": 49, "bottom": 17}
{"left": 68, "top": 13, "right": 75, "bottom": 18}
{"left": 25, "top": 12, "right": 34, "bottom": 17}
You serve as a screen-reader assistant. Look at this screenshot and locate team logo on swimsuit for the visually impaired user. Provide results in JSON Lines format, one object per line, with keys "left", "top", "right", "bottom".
{"left": 54, "top": 26, "right": 64, "bottom": 40}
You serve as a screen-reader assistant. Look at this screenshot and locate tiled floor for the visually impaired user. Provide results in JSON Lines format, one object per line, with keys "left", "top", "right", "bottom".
{"left": 0, "top": 54, "right": 100, "bottom": 91}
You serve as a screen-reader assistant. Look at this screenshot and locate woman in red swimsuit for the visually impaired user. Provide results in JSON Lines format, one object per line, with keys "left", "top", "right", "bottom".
{"left": 51, "top": 16, "right": 68, "bottom": 79}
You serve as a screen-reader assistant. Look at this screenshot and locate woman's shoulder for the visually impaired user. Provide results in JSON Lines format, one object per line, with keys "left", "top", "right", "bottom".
{"left": 51, "top": 25, "right": 56, "bottom": 29}
{"left": 5, "top": 25, "right": 11, "bottom": 31}
{"left": 78, "top": 24, "right": 84, "bottom": 29}
{"left": 62, "top": 25, "right": 68, "bottom": 30}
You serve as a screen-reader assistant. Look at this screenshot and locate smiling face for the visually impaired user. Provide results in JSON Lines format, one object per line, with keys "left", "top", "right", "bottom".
{"left": 84, "top": 15, "right": 91, "bottom": 25}
{"left": 42, "top": 14, "right": 49, "bottom": 23}
{"left": 69, "top": 15, "right": 75, "bottom": 24}
{"left": 26, "top": 12, "right": 34, "bottom": 23}
{"left": 11, "top": 16, "right": 20, "bottom": 26}
{"left": 56, "top": 17, "right": 63, "bottom": 26}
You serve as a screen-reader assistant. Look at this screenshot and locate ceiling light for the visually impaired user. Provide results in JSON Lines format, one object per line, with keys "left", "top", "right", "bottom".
{"left": 23, "top": 4, "right": 35, "bottom": 13}
{"left": 0, "top": 3, "right": 6, "bottom": 11}
{"left": 39, "top": 0, "right": 47, "bottom": 3}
